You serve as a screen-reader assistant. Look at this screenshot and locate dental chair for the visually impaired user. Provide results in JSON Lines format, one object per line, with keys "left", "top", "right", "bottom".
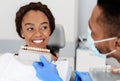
{"left": 48, "top": 24, "right": 66, "bottom": 55}
{"left": 0, "top": 24, "right": 66, "bottom": 54}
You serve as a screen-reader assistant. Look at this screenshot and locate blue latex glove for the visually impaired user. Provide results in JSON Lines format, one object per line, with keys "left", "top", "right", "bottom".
{"left": 33, "top": 56, "right": 63, "bottom": 81}
{"left": 75, "top": 71, "right": 92, "bottom": 81}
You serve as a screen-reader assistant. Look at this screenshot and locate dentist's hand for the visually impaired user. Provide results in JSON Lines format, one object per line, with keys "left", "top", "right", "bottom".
{"left": 75, "top": 71, "right": 92, "bottom": 81}
{"left": 33, "top": 56, "right": 63, "bottom": 81}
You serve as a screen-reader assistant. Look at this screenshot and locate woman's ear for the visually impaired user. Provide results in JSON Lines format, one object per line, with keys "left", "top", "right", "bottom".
{"left": 22, "top": 34, "right": 24, "bottom": 38}
{"left": 21, "top": 30, "right": 25, "bottom": 38}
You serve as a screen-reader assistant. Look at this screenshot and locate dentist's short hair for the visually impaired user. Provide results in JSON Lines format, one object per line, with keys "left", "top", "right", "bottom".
{"left": 97, "top": 0, "right": 120, "bottom": 37}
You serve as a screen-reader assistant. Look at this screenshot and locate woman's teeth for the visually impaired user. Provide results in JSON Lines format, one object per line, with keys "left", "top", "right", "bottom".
{"left": 33, "top": 40, "right": 43, "bottom": 44}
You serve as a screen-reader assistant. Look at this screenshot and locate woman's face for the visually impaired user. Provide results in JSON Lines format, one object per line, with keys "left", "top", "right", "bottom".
{"left": 21, "top": 10, "right": 51, "bottom": 49}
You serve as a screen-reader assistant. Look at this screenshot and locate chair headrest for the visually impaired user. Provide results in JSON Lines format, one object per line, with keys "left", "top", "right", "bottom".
{"left": 48, "top": 24, "right": 66, "bottom": 48}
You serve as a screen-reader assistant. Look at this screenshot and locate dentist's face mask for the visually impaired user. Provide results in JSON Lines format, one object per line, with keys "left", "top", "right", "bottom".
{"left": 87, "top": 29, "right": 117, "bottom": 58}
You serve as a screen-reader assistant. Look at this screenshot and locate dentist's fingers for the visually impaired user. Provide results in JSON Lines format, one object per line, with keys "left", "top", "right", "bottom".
{"left": 40, "top": 55, "right": 50, "bottom": 66}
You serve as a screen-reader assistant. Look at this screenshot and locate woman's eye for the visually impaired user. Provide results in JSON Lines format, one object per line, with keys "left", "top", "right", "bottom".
{"left": 26, "top": 27, "right": 34, "bottom": 31}
{"left": 41, "top": 26, "right": 47, "bottom": 30}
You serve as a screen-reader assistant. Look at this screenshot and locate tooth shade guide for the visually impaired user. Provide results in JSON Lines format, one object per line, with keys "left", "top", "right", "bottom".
{"left": 21, "top": 46, "right": 50, "bottom": 53}
{"left": 17, "top": 46, "right": 52, "bottom": 65}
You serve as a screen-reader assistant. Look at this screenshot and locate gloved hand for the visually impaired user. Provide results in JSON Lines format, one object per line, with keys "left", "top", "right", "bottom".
{"left": 33, "top": 56, "right": 63, "bottom": 81}
{"left": 75, "top": 71, "right": 92, "bottom": 81}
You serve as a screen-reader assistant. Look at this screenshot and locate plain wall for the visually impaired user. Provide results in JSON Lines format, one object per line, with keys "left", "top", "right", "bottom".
{"left": 77, "top": 0, "right": 97, "bottom": 39}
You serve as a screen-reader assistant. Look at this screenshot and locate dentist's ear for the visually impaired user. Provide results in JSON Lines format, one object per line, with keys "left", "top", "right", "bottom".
{"left": 112, "top": 37, "right": 120, "bottom": 51}
{"left": 109, "top": 37, "right": 120, "bottom": 51}
{"left": 112, "top": 38, "right": 120, "bottom": 63}
{"left": 116, "top": 38, "right": 120, "bottom": 48}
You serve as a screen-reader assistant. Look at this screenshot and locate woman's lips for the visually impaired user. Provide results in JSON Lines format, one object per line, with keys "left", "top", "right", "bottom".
{"left": 32, "top": 40, "right": 43, "bottom": 44}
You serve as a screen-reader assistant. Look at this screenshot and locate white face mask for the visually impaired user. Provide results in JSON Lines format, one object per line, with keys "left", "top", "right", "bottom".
{"left": 87, "top": 28, "right": 117, "bottom": 58}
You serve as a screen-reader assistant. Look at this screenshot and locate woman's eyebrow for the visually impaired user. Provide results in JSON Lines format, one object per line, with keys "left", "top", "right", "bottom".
{"left": 40, "top": 22, "right": 49, "bottom": 25}
{"left": 24, "top": 23, "right": 34, "bottom": 26}
{"left": 24, "top": 22, "right": 49, "bottom": 26}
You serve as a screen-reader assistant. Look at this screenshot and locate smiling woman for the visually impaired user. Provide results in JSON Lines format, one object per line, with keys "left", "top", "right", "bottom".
{"left": 15, "top": 2, "right": 57, "bottom": 60}
{"left": 0, "top": 2, "right": 58, "bottom": 81}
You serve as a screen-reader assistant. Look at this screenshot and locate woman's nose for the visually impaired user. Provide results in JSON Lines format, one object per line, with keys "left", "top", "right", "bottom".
{"left": 34, "top": 30, "right": 43, "bottom": 37}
